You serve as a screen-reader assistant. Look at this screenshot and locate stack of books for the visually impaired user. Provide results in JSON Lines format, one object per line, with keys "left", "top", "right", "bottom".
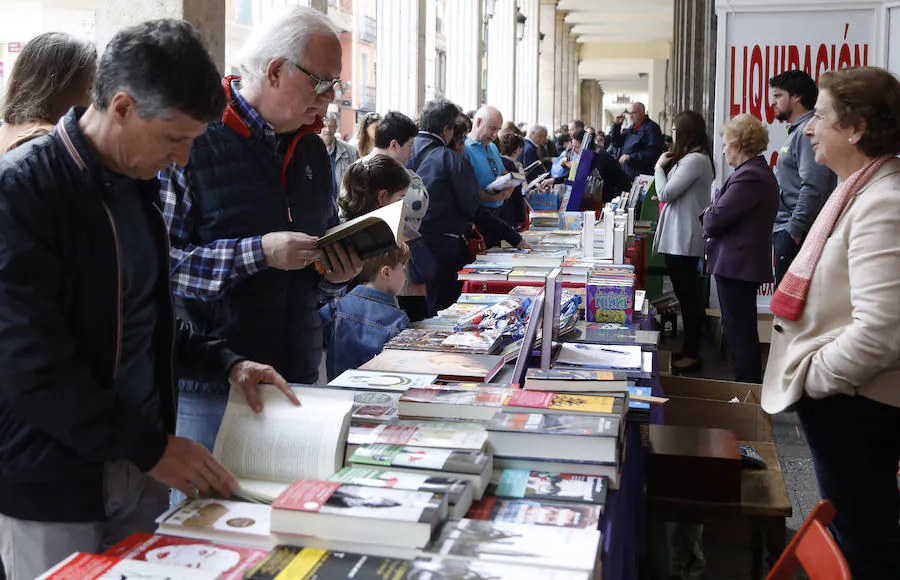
{"left": 585, "top": 265, "right": 636, "bottom": 324}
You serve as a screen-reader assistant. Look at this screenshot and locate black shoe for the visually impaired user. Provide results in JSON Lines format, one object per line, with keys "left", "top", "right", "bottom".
{"left": 672, "top": 357, "right": 703, "bottom": 373}
{"left": 670, "top": 352, "right": 685, "bottom": 362}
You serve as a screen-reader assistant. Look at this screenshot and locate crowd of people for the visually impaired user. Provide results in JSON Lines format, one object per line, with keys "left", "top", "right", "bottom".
{"left": 0, "top": 5, "right": 899, "bottom": 580}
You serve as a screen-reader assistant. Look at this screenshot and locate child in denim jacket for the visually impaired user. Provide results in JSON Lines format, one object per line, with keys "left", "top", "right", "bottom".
{"left": 319, "top": 244, "right": 410, "bottom": 380}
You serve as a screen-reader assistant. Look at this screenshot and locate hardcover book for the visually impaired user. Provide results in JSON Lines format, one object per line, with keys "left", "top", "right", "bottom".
{"left": 365, "top": 423, "right": 488, "bottom": 451}
{"left": 465, "top": 497, "right": 601, "bottom": 529}
{"left": 504, "top": 390, "right": 622, "bottom": 416}
{"left": 103, "top": 533, "right": 266, "bottom": 580}
{"left": 316, "top": 200, "right": 405, "bottom": 269}
{"left": 487, "top": 412, "right": 620, "bottom": 465}
{"left": 524, "top": 368, "right": 629, "bottom": 393}
{"left": 360, "top": 349, "right": 506, "bottom": 382}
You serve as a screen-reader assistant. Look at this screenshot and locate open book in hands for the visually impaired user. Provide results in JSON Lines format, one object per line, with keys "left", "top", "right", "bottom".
{"left": 213, "top": 385, "right": 354, "bottom": 503}
{"left": 485, "top": 171, "right": 526, "bottom": 194}
{"left": 315, "top": 199, "right": 407, "bottom": 273}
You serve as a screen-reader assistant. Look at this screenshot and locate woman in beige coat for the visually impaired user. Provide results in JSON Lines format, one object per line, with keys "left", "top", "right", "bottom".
{"left": 0, "top": 32, "right": 96, "bottom": 153}
{"left": 762, "top": 67, "right": 900, "bottom": 579}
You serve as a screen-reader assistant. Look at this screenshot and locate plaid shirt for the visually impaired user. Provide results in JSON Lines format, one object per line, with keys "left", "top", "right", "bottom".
{"left": 159, "top": 78, "right": 343, "bottom": 301}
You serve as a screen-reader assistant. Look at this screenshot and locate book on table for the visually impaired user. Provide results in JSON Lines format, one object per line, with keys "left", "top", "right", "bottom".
{"left": 568, "top": 321, "right": 659, "bottom": 349}
{"left": 422, "top": 518, "right": 601, "bottom": 575}
{"left": 103, "top": 532, "right": 267, "bottom": 580}
{"left": 503, "top": 390, "right": 626, "bottom": 416}
{"left": 486, "top": 171, "right": 526, "bottom": 193}
{"left": 270, "top": 479, "right": 443, "bottom": 549}
{"left": 398, "top": 386, "right": 518, "bottom": 421}
{"left": 361, "top": 423, "right": 488, "bottom": 451}
{"left": 247, "top": 546, "right": 591, "bottom": 580}
{"left": 37, "top": 552, "right": 222, "bottom": 580}
{"left": 384, "top": 328, "right": 502, "bottom": 355}
{"left": 492, "top": 469, "right": 608, "bottom": 508}
{"left": 465, "top": 497, "right": 602, "bottom": 529}
{"left": 212, "top": 385, "right": 353, "bottom": 503}
{"left": 315, "top": 199, "right": 406, "bottom": 269}
{"left": 493, "top": 457, "right": 620, "bottom": 490}
{"left": 351, "top": 391, "right": 400, "bottom": 423}
{"left": 523, "top": 367, "right": 630, "bottom": 393}
{"left": 329, "top": 466, "right": 475, "bottom": 518}
{"left": 360, "top": 349, "right": 506, "bottom": 382}
{"left": 327, "top": 369, "right": 438, "bottom": 392}
{"left": 555, "top": 343, "right": 643, "bottom": 370}
{"left": 156, "top": 498, "right": 275, "bottom": 550}
{"left": 348, "top": 444, "right": 493, "bottom": 500}
{"left": 486, "top": 412, "right": 620, "bottom": 465}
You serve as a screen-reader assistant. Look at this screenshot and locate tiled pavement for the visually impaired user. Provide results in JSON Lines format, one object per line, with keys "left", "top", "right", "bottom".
{"left": 658, "top": 332, "right": 816, "bottom": 579}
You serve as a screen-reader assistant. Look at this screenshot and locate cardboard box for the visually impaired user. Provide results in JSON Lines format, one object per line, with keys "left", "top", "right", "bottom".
{"left": 659, "top": 375, "right": 771, "bottom": 442}
{"left": 657, "top": 350, "right": 672, "bottom": 376}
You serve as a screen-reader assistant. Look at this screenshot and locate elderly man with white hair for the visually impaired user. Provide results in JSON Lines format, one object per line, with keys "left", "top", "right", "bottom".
{"left": 158, "top": 6, "right": 363, "bottom": 453}
{"left": 520, "top": 123, "right": 549, "bottom": 181}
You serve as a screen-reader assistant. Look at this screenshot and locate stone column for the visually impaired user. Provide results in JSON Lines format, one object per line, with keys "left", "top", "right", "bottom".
{"left": 537, "top": 0, "right": 557, "bottom": 130}
{"left": 649, "top": 58, "right": 668, "bottom": 129}
{"left": 486, "top": 0, "right": 516, "bottom": 119}
{"left": 554, "top": 11, "right": 566, "bottom": 125}
{"left": 445, "top": 0, "right": 482, "bottom": 111}
{"left": 376, "top": 0, "right": 426, "bottom": 116}
{"left": 672, "top": 0, "right": 716, "bottom": 126}
{"left": 95, "top": 0, "right": 225, "bottom": 73}
{"left": 515, "top": 0, "right": 540, "bottom": 125}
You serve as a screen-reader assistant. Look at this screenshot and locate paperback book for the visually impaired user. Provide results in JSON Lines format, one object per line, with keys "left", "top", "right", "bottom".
{"left": 328, "top": 370, "right": 438, "bottom": 392}
{"left": 361, "top": 349, "right": 506, "bottom": 382}
{"left": 156, "top": 499, "right": 274, "bottom": 550}
{"left": 363, "top": 423, "right": 488, "bottom": 451}
{"left": 487, "top": 412, "right": 620, "bottom": 464}
{"left": 524, "top": 368, "right": 629, "bottom": 393}
{"left": 465, "top": 497, "right": 602, "bottom": 529}
{"left": 493, "top": 469, "right": 608, "bottom": 507}
{"left": 37, "top": 552, "right": 221, "bottom": 580}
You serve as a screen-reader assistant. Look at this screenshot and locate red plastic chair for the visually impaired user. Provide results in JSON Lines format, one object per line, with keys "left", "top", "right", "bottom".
{"left": 766, "top": 499, "right": 851, "bottom": 580}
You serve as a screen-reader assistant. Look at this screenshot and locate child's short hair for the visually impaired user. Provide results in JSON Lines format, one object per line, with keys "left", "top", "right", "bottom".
{"left": 340, "top": 154, "right": 411, "bottom": 220}
{"left": 358, "top": 242, "right": 410, "bottom": 283}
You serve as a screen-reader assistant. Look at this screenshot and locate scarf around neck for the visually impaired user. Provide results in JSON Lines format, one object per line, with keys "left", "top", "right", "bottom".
{"left": 770, "top": 155, "right": 893, "bottom": 321}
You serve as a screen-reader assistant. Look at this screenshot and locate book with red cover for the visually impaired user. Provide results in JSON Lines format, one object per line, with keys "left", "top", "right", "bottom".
{"left": 104, "top": 533, "right": 267, "bottom": 580}
{"left": 37, "top": 552, "right": 220, "bottom": 579}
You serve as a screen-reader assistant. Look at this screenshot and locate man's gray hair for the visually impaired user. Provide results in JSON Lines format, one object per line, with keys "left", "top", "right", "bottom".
{"left": 323, "top": 112, "right": 339, "bottom": 125}
{"left": 528, "top": 124, "right": 547, "bottom": 138}
{"left": 239, "top": 6, "right": 339, "bottom": 91}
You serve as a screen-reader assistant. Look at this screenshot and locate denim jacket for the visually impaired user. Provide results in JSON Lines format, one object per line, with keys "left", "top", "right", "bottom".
{"left": 319, "top": 284, "right": 410, "bottom": 381}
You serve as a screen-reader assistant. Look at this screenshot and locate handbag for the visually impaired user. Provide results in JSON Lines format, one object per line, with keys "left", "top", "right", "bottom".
{"left": 467, "top": 226, "right": 487, "bottom": 262}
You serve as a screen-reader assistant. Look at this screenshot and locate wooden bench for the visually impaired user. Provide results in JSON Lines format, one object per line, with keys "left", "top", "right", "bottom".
{"left": 647, "top": 440, "right": 792, "bottom": 579}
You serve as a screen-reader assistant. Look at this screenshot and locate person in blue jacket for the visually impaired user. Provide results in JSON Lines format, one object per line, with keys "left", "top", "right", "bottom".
{"left": 609, "top": 101, "right": 664, "bottom": 180}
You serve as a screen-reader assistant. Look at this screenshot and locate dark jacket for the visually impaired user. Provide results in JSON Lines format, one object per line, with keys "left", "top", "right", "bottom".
{"left": 703, "top": 155, "right": 780, "bottom": 282}
{"left": 0, "top": 109, "right": 241, "bottom": 522}
{"left": 609, "top": 118, "right": 664, "bottom": 178}
{"left": 591, "top": 148, "right": 632, "bottom": 201}
{"left": 519, "top": 138, "right": 544, "bottom": 182}
{"left": 499, "top": 156, "right": 526, "bottom": 228}
{"left": 175, "top": 79, "right": 334, "bottom": 387}
{"left": 406, "top": 132, "right": 521, "bottom": 247}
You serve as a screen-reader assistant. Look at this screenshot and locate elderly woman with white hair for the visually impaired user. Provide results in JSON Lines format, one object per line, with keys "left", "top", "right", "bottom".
{"left": 158, "top": 6, "right": 364, "bottom": 456}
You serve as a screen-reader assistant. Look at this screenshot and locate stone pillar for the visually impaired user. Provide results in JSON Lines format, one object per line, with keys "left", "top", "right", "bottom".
{"left": 95, "top": 0, "right": 225, "bottom": 73}
{"left": 649, "top": 58, "right": 668, "bottom": 130}
{"left": 486, "top": 0, "right": 516, "bottom": 120}
{"left": 445, "top": 0, "right": 482, "bottom": 112}
{"left": 672, "top": 0, "right": 716, "bottom": 126}
{"left": 376, "top": 0, "right": 426, "bottom": 116}
{"left": 537, "top": 0, "right": 557, "bottom": 130}
{"left": 568, "top": 31, "right": 578, "bottom": 123}
{"left": 554, "top": 11, "right": 566, "bottom": 125}
{"left": 307, "top": 0, "right": 328, "bottom": 13}
{"left": 515, "top": 0, "right": 540, "bottom": 125}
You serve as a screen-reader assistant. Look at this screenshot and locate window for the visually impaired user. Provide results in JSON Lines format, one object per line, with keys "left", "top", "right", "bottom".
{"left": 436, "top": 50, "right": 446, "bottom": 96}
{"left": 236, "top": 0, "right": 252, "bottom": 24}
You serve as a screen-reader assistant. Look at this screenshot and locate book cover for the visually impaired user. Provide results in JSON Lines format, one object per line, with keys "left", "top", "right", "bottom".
{"left": 360, "top": 350, "right": 505, "bottom": 382}
{"left": 568, "top": 322, "right": 659, "bottom": 347}
{"left": 507, "top": 286, "right": 544, "bottom": 297}
{"left": 329, "top": 466, "right": 470, "bottom": 505}
{"left": 525, "top": 368, "right": 626, "bottom": 382}
{"left": 458, "top": 268, "right": 511, "bottom": 281}
{"left": 349, "top": 444, "right": 489, "bottom": 475}
{"left": 488, "top": 413, "right": 619, "bottom": 438}
{"left": 468, "top": 497, "right": 601, "bottom": 529}
{"left": 157, "top": 499, "right": 271, "bottom": 543}
{"left": 351, "top": 392, "right": 400, "bottom": 422}
{"left": 627, "top": 386, "right": 652, "bottom": 410}
{"left": 367, "top": 424, "right": 487, "bottom": 450}
{"left": 424, "top": 518, "right": 601, "bottom": 572}
{"left": 399, "top": 386, "right": 511, "bottom": 407}
{"left": 495, "top": 470, "right": 608, "bottom": 505}
{"left": 586, "top": 281, "right": 634, "bottom": 324}
{"left": 246, "top": 546, "right": 411, "bottom": 580}
{"left": 328, "top": 370, "right": 438, "bottom": 391}
{"left": 457, "top": 293, "right": 508, "bottom": 305}
{"left": 272, "top": 480, "right": 436, "bottom": 524}
{"left": 556, "top": 343, "right": 642, "bottom": 370}
{"left": 505, "top": 391, "right": 617, "bottom": 415}
{"left": 103, "top": 533, "right": 266, "bottom": 580}
{"left": 317, "top": 200, "right": 405, "bottom": 263}
{"left": 37, "top": 552, "right": 221, "bottom": 580}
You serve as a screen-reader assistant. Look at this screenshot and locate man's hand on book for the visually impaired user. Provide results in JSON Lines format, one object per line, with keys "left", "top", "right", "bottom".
{"left": 149, "top": 435, "right": 238, "bottom": 499}
{"left": 323, "top": 242, "right": 363, "bottom": 284}
{"left": 228, "top": 360, "right": 298, "bottom": 413}
{"left": 262, "top": 231, "right": 323, "bottom": 270}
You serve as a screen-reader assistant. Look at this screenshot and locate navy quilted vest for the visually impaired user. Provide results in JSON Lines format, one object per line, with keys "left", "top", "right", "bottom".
{"left": 176, "top": 107, "right": 333, "bottom": 388}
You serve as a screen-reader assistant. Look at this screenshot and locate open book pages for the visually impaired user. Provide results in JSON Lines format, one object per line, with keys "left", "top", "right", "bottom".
{"left": 486, "top": 172, "right": 526, "bottom": 193}
{"left": 316, "top": 199, "right": 406, "bottom": 262}
{"left": 213, "top": 385, "right": 353, "bottom": 503}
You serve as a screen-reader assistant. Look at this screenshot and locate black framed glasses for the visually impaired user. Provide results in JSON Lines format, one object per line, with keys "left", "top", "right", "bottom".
{"left": 284, "top": 58, "right": 341, "bottom": 96}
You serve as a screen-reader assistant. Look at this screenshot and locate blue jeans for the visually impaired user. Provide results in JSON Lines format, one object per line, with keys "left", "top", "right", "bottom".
{"left": 796, "top": 394, "right": 900, "bottom": 579}
{"left": 171, "top": 391, "right": 229, "bottom": 506}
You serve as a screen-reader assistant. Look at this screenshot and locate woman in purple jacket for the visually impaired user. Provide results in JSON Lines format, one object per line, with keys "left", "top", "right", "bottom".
{"left": 703, "top": 115, "right": 779, "bottom": 383}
